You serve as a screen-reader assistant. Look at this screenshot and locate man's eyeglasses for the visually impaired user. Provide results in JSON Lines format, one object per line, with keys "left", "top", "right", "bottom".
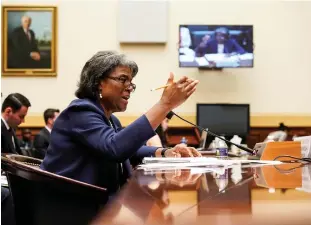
{"left": 106, "top": 76, "right": 136, "bottom": 93}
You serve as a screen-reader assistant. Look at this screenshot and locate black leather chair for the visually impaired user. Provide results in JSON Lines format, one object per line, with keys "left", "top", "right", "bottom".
{"left": 1, "top": 154, "right": 109, "bottom": 225}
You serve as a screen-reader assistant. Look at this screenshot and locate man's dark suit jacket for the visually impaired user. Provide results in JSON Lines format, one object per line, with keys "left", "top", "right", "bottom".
{"left": 1, "top": 120, "right": 21, "bottom": 154}
{"left": 33, "top": 127, "right": 50, "bottom": 159}
{"left": 41, "top": 98, "right": 158, "bottom": 193}
{"left": 9, "top": 26, "right": 39, "bottom": 68}
{"left": 195, "top": 39, "right": 246, "bottom": 57}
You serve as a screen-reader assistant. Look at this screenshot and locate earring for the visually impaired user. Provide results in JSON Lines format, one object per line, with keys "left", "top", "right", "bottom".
{"left": 99, "top": 90, "right": 102, "bottom": 99}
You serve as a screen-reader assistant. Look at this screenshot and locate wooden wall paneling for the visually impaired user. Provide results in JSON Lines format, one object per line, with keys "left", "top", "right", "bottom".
{"left": 16, "top": 126, "right": 311, "bottom": 149}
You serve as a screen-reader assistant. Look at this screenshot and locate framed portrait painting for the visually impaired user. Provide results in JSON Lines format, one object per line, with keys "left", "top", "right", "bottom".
{"left": 2, "top": 6, "right": 57, "bottom": 76}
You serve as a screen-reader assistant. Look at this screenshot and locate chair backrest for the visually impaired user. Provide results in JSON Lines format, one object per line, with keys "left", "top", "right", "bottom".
{"left": 1, "top": 154, "right": 109, "bottom": 225}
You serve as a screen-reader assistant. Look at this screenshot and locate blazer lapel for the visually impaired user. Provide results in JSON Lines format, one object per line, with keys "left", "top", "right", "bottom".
{"left": 92, "top": 99, "right": 113, "bottom": 126}
{"left": 12, "top": 130, "right": 21, "bottom": 154}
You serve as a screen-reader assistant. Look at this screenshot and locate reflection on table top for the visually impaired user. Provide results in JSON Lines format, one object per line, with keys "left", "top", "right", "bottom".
{"left": 91, "top": 164, "right": 311, "bottom": 225}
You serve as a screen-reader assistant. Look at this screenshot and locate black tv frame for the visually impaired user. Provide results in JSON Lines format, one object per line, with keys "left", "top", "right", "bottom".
{"left": 196, "top": 103, "right": 250, "bottom": 136}
{"left": 178, "top": 24, "right": 254, "bottom": 69}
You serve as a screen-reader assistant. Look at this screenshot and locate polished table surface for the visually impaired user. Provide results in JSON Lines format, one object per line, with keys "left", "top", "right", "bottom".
{"left": 91, "top": 163, "right": 311, "bottom": 225}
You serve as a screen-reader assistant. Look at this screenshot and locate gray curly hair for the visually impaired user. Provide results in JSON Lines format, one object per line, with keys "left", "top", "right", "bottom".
{"left": 75, "top": 51, "right": 138, "bottom": 100}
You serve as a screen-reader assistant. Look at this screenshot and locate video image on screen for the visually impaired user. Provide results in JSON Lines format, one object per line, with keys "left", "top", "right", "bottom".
{"left": 179, "top": 25, "right": 254, "bottom": 68}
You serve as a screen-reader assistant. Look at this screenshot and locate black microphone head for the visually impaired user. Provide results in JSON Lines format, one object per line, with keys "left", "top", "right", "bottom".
{"left": 166, "top": 111, "right": 174, "bottom": 120}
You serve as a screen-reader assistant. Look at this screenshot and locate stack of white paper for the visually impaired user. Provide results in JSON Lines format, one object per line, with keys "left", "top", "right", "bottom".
{"left": 204, "top": 54, "right": 239, "bottom": 67}
{"left": 293, "top": 136, "right": 311, "bottom": 158}
{"left": 142, "top": 157, "right": 218, "bottom": 164}
{"left": 195, "top": 57, "right": 209, "bottom": 66}
{"left": 139, "top": 157, "right": 282, "bottom": 170}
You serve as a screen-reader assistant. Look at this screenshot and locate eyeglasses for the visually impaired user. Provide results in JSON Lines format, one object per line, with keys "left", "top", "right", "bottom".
{"left": 106, "top": 76, "right": 136, "bottom": 93}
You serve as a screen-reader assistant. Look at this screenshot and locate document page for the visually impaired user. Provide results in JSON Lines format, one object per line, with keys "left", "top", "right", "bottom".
{"left": 140, "top": 157, "right": 282, "bottom": 170}
{"left": 294, "top": 136, "right": 311, "bottom": 158}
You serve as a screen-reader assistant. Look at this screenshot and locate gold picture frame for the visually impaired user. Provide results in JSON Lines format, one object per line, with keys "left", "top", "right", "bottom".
{"left": 2, "top": 6, "right": 57, "bottom": 76}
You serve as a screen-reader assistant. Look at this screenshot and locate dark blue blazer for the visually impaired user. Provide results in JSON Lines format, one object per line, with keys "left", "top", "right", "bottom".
{"left": 195, "top": 39, "right": 246, "bottom": 57}
{"left": 41, "top": 98, "right": 158, "bottom": 193}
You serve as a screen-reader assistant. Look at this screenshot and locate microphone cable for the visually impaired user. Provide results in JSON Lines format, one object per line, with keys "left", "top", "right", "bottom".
{"left": 273, "top": 155, "right": 311, "bottom": 164}
{"left": 170, "top": 111, "right": 256, "bottom": 155}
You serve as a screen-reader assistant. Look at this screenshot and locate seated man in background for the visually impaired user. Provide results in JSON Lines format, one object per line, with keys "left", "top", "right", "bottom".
{"left": 195, "top": 27, "right": 246, "bottom": 57}
{"left": 33, "top": 108, "right": 59, "bottom": 159}
{"left": 1, "top": 93, "right": 30, "bottom": 225}
{"left": 1, "top": 93, "right": 31, "bottom": 154}
{"left": 18, "top": 128, "right": 33, "bottom": 150}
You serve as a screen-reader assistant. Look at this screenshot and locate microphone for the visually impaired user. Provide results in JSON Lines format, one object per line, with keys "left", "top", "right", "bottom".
{"left": 167, "top": 111, "right": 256, "bottom": 155}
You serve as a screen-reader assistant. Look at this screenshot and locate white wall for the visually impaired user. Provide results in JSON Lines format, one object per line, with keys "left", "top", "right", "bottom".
{"left": 2, "top": 0, "right": 311, "bottom": 115}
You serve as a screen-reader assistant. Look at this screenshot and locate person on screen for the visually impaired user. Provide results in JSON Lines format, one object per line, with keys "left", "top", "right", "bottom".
{"left": 9, "top": 15, "right": 41, "bottom": 68}
{"left": 195, "top": 27, "right": 246, "bottom": 57}
{"left": 40, "top": 51, "right": 201, "bottom": 193}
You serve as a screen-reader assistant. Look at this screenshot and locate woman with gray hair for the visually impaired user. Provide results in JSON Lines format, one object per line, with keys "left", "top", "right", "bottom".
{"left": 41, "top": 51, "right": 200, "bottom": 193}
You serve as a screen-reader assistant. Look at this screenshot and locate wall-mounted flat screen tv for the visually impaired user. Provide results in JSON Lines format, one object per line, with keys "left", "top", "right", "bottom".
{"left": 179, "top": 25, "right": 254, "bottom": 68}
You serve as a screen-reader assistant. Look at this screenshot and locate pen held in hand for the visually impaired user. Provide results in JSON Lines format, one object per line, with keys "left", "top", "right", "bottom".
{"left": 150, "top": 84, "right": 170, "bottom": 91}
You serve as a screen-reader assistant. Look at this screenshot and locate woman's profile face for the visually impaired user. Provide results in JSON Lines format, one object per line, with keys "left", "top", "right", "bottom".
{"left": 98, "top": 66, "right": 134, "bottom": 113}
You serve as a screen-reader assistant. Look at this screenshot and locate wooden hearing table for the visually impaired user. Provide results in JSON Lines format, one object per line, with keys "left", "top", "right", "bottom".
{"left": 90, "top": 163, "right": 311, "bottom": 225}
